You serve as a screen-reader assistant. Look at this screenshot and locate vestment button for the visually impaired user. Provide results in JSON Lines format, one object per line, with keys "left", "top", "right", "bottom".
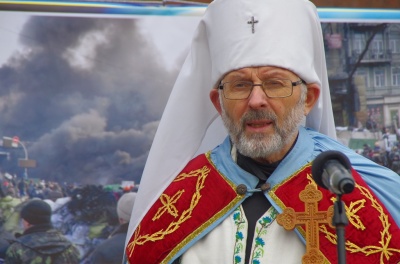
{"left": 236, "top": 184, "right": 247, "bottom": 195}
{"left": 260, "top": 182, "right": 271, "bottom": 191}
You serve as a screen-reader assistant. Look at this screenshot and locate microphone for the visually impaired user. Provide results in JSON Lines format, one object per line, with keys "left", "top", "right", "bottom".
{"left": 311, "top": 150, "right": 355, "bottom": 195}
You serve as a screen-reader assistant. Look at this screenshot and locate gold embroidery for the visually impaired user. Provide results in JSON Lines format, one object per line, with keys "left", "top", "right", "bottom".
{"left": 270, "top": 163, "right": 311, "bottom": 209}
{"left": 346, "top": 199, "right": 366, "bottom": 230}
{"left": 277, "top": 184, "right": 333, "bottom": 264}
{"left": 153, "top": 191, "right": 185, "bottom": 220}
{"left": 329, "top": 196, "right": 366, "bottom": 231}
{"left": 126, "top": 165, "right": 210, "bottom": 258}
{"left": 348, "top": 185, "right": 400, "bottom": 261}
{"left": 318, "top": 183, "right": 400, "bottom": 263}
{"left": 271, "top": 163, "right": 400, "bottom": 263}
{"left": 162, "top": 151, "right": 246, "bottom": 263}
{"left": 174, "top": 166, "right": 210, "bottom": 181}
{"left": 306, "top": 173, "right": 318, "bottom": 187}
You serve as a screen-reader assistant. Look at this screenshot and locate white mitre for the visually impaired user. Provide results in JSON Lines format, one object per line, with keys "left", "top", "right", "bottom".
{"left": 127, "top": 0, "right": 336, "bottom": 243}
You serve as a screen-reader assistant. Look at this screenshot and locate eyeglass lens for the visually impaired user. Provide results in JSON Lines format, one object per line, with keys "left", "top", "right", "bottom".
{"left": 223, "top": 79, "right": 294, "bottom": 99}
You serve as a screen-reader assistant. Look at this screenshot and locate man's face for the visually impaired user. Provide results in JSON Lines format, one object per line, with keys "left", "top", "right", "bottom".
{"left": 215, "top": 66, "right": 310, "bottom": 163}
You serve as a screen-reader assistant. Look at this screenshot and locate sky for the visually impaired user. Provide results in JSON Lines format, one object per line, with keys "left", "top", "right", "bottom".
{"left": 0, "top": 12, "right": 28, "bottom": 65}
{"left": 0, "top": 12, "right": 200, "bottom": 69}
{"left": 0, "top": 10, "right": 200, "bottom": 185}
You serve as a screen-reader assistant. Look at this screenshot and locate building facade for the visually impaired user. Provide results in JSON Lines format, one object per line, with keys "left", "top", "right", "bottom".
{"left": 323, "top": 22, "right": 400, "bottom": 132}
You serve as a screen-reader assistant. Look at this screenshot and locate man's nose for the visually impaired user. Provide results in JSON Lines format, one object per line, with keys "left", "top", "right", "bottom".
{"left": 248, "top": 84, "right": 268, "bottom": 108}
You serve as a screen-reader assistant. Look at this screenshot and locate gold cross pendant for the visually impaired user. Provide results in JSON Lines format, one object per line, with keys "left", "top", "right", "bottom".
{"left": 276, "top": 184, "right": 334, "bottom": 264}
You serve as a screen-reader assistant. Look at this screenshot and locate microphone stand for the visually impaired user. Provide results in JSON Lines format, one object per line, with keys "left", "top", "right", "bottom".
{"left": 332, "top": 194, "right": 348, "bottom": 264}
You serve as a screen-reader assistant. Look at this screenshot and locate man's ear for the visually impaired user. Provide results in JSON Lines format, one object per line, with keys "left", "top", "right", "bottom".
{"left": 210, "top": 89, "right": 223, "bottom": 114}
{"left": 304, "top": 83, "right": 320, "bottom": 116}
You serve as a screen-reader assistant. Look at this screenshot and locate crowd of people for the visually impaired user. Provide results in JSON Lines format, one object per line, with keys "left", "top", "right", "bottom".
{"left": 0, "top": 175, "right": 136, "bottom": 264}
{"left": 359, "top": 127, "right": 400, "bottom": 174}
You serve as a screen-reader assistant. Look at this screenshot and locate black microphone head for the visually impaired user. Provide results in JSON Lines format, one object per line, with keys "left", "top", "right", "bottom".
{"left": 311, "top": 150, "right": 352, "bottom": 190}
{"left": 340, "top": 178, "right": 355, "bottom": 194}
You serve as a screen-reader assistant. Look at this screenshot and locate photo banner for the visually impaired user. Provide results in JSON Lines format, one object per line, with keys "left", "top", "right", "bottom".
{"left": 0, "top": 1, "right": 400, "bottom": 186}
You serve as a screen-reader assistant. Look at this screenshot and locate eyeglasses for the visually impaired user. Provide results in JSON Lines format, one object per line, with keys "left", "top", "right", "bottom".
{"left": 218, "top": 78, "right": 304, "bottom": 100}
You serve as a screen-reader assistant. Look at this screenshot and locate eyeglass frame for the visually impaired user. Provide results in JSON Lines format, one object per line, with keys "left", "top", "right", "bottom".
{"left": 218, "top": 78, "right": 306, "bottom": 100}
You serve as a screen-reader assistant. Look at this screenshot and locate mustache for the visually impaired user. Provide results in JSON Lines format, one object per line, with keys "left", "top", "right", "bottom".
{"left": 240, "top": 109, "right": 277, "bottom": 124}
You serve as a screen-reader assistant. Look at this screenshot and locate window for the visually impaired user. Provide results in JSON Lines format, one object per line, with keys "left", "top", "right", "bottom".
{"left": 372, "top": 40, "right": 384, "bottom": 57}
{"left": 374, "top": 68, "right": 385, "bottom": 87}
{"left": 390, "top": 39, "right": 400, "bottom": 53}
{"left": 353, "top": 33, "right": 365, "bottom": 54}
{"left": 392, "top": 67, "right": 400, "bottom": 86}
{"left": 355, "top": 69, "right": 369, "bottom": 87}
{"left": 389, "top": 28, "right": 400, "bottom": 54}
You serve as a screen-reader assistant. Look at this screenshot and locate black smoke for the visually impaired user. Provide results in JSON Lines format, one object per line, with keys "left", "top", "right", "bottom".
{"left": 0, "top": 15, "right": 181, "bottom": 185}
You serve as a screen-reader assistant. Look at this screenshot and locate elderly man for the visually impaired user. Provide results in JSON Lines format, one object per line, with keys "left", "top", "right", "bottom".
{"left": 125, "top": 0, "right": 400, "bottom": 263}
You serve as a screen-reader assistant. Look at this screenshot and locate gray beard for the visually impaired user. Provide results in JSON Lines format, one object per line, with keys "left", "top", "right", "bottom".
{"left": 221, "top": 99, "right": 305, "bottom": 159}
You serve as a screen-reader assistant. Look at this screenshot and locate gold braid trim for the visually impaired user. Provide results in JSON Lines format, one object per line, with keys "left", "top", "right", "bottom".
{"left": 126, "top": 165, "right": 210, "bottom": 258}
{"left": 164, "top": 152, "right": 244, "bottom": 262}
{"left": 318, "top": 184, "right": 400, "bottom": 263}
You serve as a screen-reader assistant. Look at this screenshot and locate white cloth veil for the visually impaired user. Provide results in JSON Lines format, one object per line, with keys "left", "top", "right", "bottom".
{"left": 127, "top": 0, "right": 336, "bottom": 241}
